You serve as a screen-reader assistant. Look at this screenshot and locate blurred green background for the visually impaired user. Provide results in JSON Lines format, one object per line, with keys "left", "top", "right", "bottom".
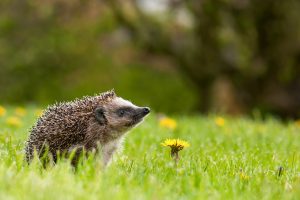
{"left": 0, "top": 0, "right": 300, "bottom": 117}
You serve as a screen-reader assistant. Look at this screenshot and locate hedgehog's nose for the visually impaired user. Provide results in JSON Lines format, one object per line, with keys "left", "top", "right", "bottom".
{"left": 143, "top": 107, "right": 150, "bottom": 115}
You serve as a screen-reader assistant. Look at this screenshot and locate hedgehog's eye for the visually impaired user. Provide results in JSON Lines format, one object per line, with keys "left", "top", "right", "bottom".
{"left": 117, "top": 109, "right": 125, "bottom": 117}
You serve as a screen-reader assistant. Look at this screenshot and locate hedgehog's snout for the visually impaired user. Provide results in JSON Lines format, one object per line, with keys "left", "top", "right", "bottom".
{"left": 142, "top": 107, "right": 150, "bottom": 115}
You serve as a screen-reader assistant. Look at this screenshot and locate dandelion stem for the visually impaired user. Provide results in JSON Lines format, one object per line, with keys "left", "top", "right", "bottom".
{"left": 277, "top": 166, "right": 284, "bottom": 177}
{"left": 171, "top": 149, "right": 179, "bottom": 166}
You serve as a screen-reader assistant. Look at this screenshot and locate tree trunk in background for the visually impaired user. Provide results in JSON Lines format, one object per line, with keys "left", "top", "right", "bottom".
{"left": 106, "top": 0, "right": 300, "bottom": 117}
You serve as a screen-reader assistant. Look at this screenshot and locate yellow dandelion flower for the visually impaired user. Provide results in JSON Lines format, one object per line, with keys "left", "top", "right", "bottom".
{"left": 6, "top": 116, "right": 22, "bottom": 127}
{"left": 161, "top": 139, "right": 190, "bottom": 150}
{"left": 215, "top": 117, "right": 225, "bottom": 127}
{"left": 15, "top": 107, "right": 27, "bottom": 117}
{"left": 239, "top": 172, "right": 250, "bottom": 181}
{"left": 159, "top": 117, "right": 177, "bottom": 130}
{"left": 162, "top": 139, "right": 189, "bottom": 164}
{"left": 0, "top": 105, "right": 6, "bottom": 117}
{"left": 34, "top": 109, "right": 44, "bottom": 117}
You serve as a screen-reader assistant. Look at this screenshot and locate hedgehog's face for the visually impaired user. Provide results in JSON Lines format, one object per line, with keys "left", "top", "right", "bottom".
{"left": 94, "top": 97, "right": 150, "bottom": 133}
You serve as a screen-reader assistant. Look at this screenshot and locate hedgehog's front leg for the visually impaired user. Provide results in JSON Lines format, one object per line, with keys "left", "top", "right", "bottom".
{"left": 68, "top": 145, "right": 85, "bottom": 166}
{"left": 102, "top": 141, "right": 118, "bottom": 167}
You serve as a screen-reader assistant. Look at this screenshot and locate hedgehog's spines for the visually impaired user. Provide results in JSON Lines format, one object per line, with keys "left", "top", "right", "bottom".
{"left": 41, "top": 90, "right": 116, "bottom": 118}
{"left": 25, "top": 90, "right": 118, "bottom": 163}
{"left": 24, "top": 89, "right": 148, "bottom": 168}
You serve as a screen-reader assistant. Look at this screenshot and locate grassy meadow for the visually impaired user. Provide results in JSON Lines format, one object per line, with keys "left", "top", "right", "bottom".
{"left": 0, "top": 106, "right": 300, "bottom": 200}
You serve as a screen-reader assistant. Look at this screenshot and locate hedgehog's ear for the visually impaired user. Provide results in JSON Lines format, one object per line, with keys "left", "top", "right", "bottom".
{"left": 94, "top": 107, "right": 107, "bottom": 125}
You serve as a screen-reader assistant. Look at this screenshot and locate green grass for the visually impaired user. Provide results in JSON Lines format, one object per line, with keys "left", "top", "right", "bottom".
{"left": 0, "top": 106, "right": 300, "bottom": 200}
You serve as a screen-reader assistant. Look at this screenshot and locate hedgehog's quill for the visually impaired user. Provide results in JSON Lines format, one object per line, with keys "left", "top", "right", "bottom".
{"left": 25, "top": 90, "right": 150, "bottom": 167}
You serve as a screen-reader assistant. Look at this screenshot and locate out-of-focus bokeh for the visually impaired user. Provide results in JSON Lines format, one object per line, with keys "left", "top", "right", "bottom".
{"left": 0, "top": 0, "right": 299, "bottom": 117}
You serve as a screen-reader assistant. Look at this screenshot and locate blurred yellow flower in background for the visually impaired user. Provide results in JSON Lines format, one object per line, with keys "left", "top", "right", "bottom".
{"left": 239, "top": 172, "right": 250, "bottom": 180}
{"left": 0, "top": 106, "right": 6, "bottom": 117}
{"left": 34, "top": 109, "right": 44, "bottom": 117}
{"left": 6, "top": 116, "right": 22, "bottom": 127}
{"left": 159, "top": 117, "right": 177, "bottom": 130}
{"left": 215, "top": 117, "right": 225, "bottom": 127}
{"left": 15, "top": 107, "right": 27, "bottom": 117}
{"left": 295, "top": 119, "right": 300, "bottom": 127}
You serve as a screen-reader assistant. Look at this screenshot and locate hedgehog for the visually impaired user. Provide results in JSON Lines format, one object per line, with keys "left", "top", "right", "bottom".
{"left": 25, "top": 90, "right": 150, "bottom": 167}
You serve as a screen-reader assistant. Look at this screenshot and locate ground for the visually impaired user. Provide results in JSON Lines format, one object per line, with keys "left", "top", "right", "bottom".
{"left": 0, "top": 106, "right": 299, "bottom": 200}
